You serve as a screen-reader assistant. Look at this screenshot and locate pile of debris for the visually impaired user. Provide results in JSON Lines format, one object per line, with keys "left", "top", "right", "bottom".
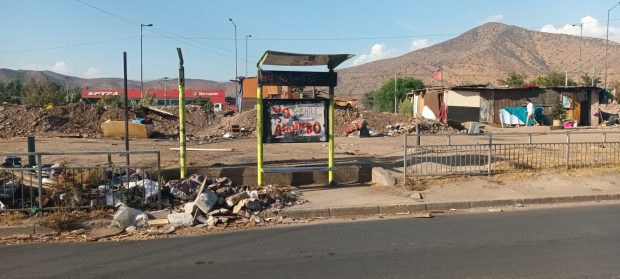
{"left": 384, "top": 118, "right": 464, "bottom": 136}
{"left": 110, "top": 174, "right": 304, "bottom": 234}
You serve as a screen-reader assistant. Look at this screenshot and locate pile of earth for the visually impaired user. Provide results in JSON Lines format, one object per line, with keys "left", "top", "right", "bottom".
{"left": 0, "top": 103, "right": 222, "bottom": 139}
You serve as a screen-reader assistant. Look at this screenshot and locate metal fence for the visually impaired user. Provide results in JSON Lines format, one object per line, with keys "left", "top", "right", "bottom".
{"left": 0, "top": 151, "right": 161, "bottom": 211}
{"left": 404, "top": 131, "right": 620, "bottom": 179}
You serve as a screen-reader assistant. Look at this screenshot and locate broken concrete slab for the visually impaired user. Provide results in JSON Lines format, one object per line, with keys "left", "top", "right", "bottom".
{"left": 195, "top": 190, "right": 218, "bottom": 214}
{"left": 167, "top": 212, "right": 194, "bottom": 227}
{"left": 371, "top": 167, "right": 397, "bottom": 187}
{"left": 148, "top": 219, "right": 169, "bottom": 227}
{"left": 226, "top": 191, "right": 250, "bottom": 207}
{"left": 87, "top": 227, "right": 123, "bottom": 240}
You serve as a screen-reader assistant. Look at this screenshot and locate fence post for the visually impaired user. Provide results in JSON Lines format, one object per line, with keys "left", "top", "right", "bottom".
{"left": 487, "top": 133, "right": 493, "bottom": 175}
{"left": 157, "top": 152, "right": 162, "bottom": 210}
{"left": 447, "top": 134, "right": 452, "bottom": 146}
{"left": 36, "top": 154, "right": 43, "bottom": 211}
{"left": 603, "top": 133, "right": 607, "bottom": 143}
{"left": 415, "top": 123, "right": 420, "bottom": 146}
{"left": 528, "top": 133, "right": 532, "bottom": 145}
{"left": 566, "top": 133, "right": 571, "bottom": 169}
{"left": 403, "top": 135, "right": 408, "bottom": 186}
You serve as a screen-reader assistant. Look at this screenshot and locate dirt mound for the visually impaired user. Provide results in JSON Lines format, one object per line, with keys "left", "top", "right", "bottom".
{"left": 0, "top": 103, "right": 221, "bottom": 139}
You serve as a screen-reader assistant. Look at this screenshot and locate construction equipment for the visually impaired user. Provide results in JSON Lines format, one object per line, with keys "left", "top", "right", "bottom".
{"left": 335, "top": 99, "right": 357, "bottom": 111}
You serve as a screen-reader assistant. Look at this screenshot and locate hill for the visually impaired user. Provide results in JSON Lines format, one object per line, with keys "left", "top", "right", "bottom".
{"left": 0, "top": 68, "right": 236, "bottom": 96}
{"left": 336, "top": 22, "right": 620, "bottom": 97}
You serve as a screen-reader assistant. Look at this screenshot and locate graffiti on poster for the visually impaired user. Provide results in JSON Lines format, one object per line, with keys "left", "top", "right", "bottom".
{"left": 264, "top": 100, "right": 328, "bottom": 143}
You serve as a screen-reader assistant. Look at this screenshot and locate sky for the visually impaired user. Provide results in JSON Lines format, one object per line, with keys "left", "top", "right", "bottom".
{"left": 2, "top": 0, "right": 620, "bottom": 84}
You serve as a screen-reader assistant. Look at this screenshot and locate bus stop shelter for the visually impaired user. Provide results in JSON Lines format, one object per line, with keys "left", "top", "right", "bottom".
{"left": 256, "top": 51, "right": 354, "bottom": 186}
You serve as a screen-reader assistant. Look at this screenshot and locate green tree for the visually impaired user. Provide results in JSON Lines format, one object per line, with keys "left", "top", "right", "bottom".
{"left": 398, "top": 97, "right": 413, "bottom": 116}
{"left": 22, "top": 78, "right": 64, "bottom": 107}
{"left": 97, "top": 95, "right": 122, "bottom": 108}
{"left": 582, "top": 74, "right": 602, "bottom": 86}
{"left": 364, "top": 77, "right": 425, "bottom": 112}
{"left": 532, "top": 72, "right": 576, "bottom": 87}
{"left": 0, "top": 79, "right": 23, "bottom": 104}
{"left": 497, "top": 72, "right": 527, "bottom": 87}
{"left": 362, "top": 90, "right": 377, "bottom": 110}
{"left": 139, "top": 92, "right": 157, "bottom": 107}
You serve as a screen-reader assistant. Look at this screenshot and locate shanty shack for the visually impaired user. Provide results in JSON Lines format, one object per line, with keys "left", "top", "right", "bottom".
{"left": 445, "top": 86, "right": 601, "bottom": 126}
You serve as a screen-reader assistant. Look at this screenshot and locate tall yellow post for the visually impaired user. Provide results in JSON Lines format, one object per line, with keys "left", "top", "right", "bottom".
{"left": 328, "top": 84, "right": 335, "bottom": 186}
{"left": 257, "top": 84, "right": 264, "bottom": 185}
{"left": 177, "top": 48, "right": 187, "bottom": 179}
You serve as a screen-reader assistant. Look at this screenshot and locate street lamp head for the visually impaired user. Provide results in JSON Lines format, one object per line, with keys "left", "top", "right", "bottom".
{"left": 248, "top": 34, "right": 252, "bottom": 38}
{"left": 141, "top": 23, "right": 153, "bottom": 27}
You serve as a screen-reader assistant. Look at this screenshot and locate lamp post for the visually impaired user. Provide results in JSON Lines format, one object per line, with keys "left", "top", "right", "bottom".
{"left": 572, "top": 23, "right": 583, "bottom": 77}
{"left": 228, "top": 18, "right": 238, "bottom": 79}
{"left": 245, "top": 34, "right": 252, "bottom": 76}
{"left": 605, "top": 2, "right": 620, "bottom": 89}
{"left": 141, "top": 23, "right": 153, "bottom": 98}
{"left": 163, "top": 77, "right": 170, "bottom": 107}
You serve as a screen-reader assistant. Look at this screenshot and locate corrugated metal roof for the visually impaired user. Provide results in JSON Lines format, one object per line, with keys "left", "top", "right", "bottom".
{"left": 258, "top": 51, "right": 354, "bottom": 70}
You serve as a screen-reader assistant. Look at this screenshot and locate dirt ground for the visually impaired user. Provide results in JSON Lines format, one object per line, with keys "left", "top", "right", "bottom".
{"left": 1, "top": 125, "right": 619, "bottom": 170}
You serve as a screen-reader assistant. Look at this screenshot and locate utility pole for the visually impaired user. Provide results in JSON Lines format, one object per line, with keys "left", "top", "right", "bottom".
{"left": 141, "top": 23, "right": 153, "bottom": 99}
{"left": 163, "top": 77, "right": 170, "bottom": 107}
{"left": 394, "top": 76, "right": 398, "bottom": 114}
{"left": 605, "top": 2, "right": 620, "bottom": 89}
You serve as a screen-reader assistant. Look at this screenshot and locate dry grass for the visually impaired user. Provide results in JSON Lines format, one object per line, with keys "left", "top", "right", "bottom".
{"left": 0, "top": 211, "right": 28, "bottom": 225}
{"left": 36, "top": 209, "right": 87, "bottom": 232}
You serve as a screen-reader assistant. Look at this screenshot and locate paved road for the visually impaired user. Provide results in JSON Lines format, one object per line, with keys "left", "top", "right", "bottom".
{"left": 2, "top": 205, "right": 620, "bottom": 279}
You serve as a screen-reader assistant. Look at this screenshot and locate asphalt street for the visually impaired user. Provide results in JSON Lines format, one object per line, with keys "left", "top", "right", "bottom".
{"left": 2, "top": 204, "right": 620, "bottom": 279}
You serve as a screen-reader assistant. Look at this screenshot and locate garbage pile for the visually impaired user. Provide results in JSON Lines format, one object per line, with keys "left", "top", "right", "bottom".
{"left": 384, "top": 119, "right": 463, "bottom": 136}
{"left": 111, "top": 174, "right": 305, "bottom": 234}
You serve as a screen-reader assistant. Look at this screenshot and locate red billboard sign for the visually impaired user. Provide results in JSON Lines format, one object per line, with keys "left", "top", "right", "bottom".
{"left": 81, "top": 89, "right": 226, "bottom": 104}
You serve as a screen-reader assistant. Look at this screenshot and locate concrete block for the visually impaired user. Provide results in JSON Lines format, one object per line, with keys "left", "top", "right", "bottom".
{"left": 167, "top": 212, "right": 194, "bottom": 227}
{"left": 522, "top": 197, "right": 556, "bottom": 205}
{"left": 281, "top": 208, "right": 330, "bottom": 218}
{"left": 555, "top": 195, "right": 596, "bottom": 203}
{"left": 0, "top": 225, "right": 34, "bottom": 237}
{"left": 378, "top": 204, "right": 426, "bottom": 214}
{"left": 426, "top": 201, "right": 472, "bottom": 211}
{"left": 470, "top": 199, "right": 515, "bottom": 208}
{"left": 329, "top": 206, "right": 379, "bottom": 216}
{"left": 595, "top": 193, "right": 620, "bottom": 201}
{"left": 372, "top": 167, "right": 397, "bottom": 187}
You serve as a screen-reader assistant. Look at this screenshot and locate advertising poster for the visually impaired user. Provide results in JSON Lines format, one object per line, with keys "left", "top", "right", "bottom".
{"left": 263, "top": 99, "right": 329, "bottom": 143}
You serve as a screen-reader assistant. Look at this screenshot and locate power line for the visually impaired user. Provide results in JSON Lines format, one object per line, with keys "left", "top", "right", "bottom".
{"left": 74, "top": 0, "right": 237, "bottom": 60}
{"left": 0, "top": 36, "right": 137, "bottom": 54}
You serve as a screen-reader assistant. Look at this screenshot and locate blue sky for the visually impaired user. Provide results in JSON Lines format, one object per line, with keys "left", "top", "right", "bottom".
{"left": 1, "top": 0, "right": 619, "bottom": 83}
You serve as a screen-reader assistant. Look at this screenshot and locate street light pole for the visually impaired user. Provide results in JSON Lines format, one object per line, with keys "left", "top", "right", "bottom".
{"left": 163, "top": 77, "right": 170, "bottom": 107}
{"left": 228, "top": 18, "right": 238, "bottom": 79}
{"left": 141, "top": 23, "right": 153, "bottom": 98}
{"left": 605, "top": 2, "right": 620, "bottom": 89}
{"left": 245, "top": 34, "right": 252, "bottom": 76}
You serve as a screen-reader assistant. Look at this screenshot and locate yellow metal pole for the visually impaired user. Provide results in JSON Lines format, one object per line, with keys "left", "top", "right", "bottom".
{"left": 178, "top": 83, "right": 186, "bottom": 179}
{"left": 257, "top": 84, "right": 263, "bottom": 185}
{"left": 328, "top": 84, "right": 335, "bottom": 186}
{"left": 256, "top": 53, "right": 268, "bottom": 186}
{"left": 177, "top": 48, "right": 187, "bottom": 179}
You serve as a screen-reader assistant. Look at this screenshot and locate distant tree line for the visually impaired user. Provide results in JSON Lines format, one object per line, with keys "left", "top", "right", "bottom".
{"left": 0, "top": 78, "right": 82, "bottom": 107}
{"left": 497, "top": 71, "right": 602, "bottom": 87}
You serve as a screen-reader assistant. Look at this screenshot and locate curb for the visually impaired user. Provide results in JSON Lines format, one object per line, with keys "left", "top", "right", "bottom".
{"left": 281, "top": 193, "right": 620, "bottom": 218}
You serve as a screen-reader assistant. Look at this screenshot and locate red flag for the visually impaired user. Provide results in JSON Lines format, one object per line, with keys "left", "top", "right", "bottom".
{"left": 432, "top": 68, "right": 442, "bottom": 81}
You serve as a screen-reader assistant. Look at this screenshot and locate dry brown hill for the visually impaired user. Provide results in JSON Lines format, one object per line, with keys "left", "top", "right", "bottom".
{"left": 337, "top": 22, "right": 620, "bottom": 97}
{"left": 0, "top": 68, "right": 236, "bottom": 96}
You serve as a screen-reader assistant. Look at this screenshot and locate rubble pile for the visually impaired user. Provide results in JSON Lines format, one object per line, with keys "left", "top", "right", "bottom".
{"left": 384, "top": 118, "right": 463, "bottom": 136}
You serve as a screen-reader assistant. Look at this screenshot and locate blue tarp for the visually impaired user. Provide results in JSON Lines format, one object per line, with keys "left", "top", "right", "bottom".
{"left": 502, "top": 106, "right": 544, "bottom": 126}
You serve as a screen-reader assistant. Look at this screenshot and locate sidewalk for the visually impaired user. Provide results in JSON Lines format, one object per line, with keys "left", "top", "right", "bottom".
{"left": 282, "top": 168, "right": 620, "bottom": 218}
